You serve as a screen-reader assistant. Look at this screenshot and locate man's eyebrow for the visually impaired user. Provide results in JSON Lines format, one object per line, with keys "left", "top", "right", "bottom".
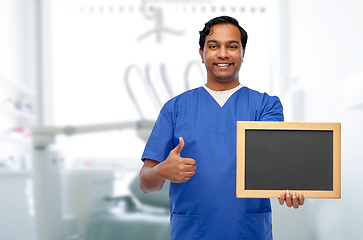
{"left": 206, "top": 40, "right": 240, "bottom": 45}
{"left": 206, "top": 40, "right": 218, "bottom": 44}
{"left": 228, "top": 40, "right": 240, "bottom": 45}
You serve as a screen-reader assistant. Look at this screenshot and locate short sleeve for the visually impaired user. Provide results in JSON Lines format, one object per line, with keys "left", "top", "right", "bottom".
{"left": 259, "top": 95, "right": 284, "bottom": 122}
{"left": 141, "top": 101, "right": 176, "bottom": 163}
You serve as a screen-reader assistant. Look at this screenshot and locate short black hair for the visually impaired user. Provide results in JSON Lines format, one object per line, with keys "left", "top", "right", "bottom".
{"left": 199, "top": 16, "right": 248, "bottom": 51}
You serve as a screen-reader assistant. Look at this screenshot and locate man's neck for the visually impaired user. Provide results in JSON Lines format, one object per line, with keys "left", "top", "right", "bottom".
{"left": 205, "top": 79, "right": 240, "bottom": 91}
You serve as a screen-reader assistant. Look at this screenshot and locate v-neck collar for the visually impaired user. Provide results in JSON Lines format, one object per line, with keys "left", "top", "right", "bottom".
{"left": 201, "top": 85, "right": 244, "bottom": 108}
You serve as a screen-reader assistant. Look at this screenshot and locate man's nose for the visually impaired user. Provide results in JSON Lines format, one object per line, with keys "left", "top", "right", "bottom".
{"left": 217, "top": 47, "right": 228, "bottom": 58}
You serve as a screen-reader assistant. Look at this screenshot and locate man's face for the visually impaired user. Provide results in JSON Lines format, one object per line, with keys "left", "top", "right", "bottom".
{"left": 199, "top": 23, "right": 245, "bottom": 89}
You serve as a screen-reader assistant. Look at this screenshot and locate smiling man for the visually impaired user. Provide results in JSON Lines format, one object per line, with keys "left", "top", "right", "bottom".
{"left": 140, "top": 16, "right": 304, "bottom": 240}
{"left": 199, "top": 21, "right": 245, "bottom": 90}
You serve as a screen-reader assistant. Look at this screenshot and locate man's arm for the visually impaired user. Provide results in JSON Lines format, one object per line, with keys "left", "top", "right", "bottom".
{"left": 140, "top": 159, "right": 166, "bottom": 193}
{"left": 140, "top": 137, "right": 196, "bottom": 193}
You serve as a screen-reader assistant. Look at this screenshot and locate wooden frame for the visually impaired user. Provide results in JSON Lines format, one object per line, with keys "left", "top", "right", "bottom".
{"left": 236, "top": 122, "right": 341, "bottom": 199}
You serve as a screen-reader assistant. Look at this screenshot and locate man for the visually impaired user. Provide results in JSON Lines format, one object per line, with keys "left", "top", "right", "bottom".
{"left": 140, "top": 16, "right": 304, "bottom": 240}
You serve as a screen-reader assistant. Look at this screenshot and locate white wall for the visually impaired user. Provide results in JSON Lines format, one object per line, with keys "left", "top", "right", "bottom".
{"left": 285, "top": 1, "right": 363, "bottom": 239}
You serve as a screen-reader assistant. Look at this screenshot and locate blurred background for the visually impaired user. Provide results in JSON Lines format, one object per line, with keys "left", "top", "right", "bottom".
{"left": 0, "top": 0, "right": 362, "bottom": 239}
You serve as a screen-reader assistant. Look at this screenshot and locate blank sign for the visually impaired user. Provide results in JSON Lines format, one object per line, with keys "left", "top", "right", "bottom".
{"left": 237, "top": 122, "right": 341, "bottom": 199}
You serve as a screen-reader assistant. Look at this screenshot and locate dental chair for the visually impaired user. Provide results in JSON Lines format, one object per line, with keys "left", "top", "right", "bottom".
{"left": 85, "top": 175, "right": 170, "bottom": 240}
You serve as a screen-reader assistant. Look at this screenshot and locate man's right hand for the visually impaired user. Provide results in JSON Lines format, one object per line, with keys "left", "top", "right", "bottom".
{"left": 157, "top": 137, "right": 197, "bottom": 183}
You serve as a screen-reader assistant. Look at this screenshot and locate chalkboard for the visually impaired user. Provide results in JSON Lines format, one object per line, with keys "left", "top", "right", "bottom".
{"left": 236, "top": 122, "right": 341, "bottom": 199}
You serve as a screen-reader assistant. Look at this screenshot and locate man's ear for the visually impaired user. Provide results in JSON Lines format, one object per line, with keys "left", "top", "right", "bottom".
{"left": 199, "top": 48, "right": 205, "bottom": 63}
{"left": 241, "top": 48, "right": 246, "bottom": 63}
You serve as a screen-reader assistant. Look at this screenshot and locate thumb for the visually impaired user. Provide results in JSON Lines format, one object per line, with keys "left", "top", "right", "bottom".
{"left": 173, "top": 137, "right": 184, "bottom": 155}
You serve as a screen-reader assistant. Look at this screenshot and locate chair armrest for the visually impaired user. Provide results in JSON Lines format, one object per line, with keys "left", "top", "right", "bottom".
{"left": 104, "top": 195, "right": 137, "bottom": 210}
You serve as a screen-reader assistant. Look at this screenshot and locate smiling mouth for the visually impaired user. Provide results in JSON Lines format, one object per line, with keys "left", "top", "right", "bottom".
{"left": 215, "top": 63, "right": 233, "bottom": 67}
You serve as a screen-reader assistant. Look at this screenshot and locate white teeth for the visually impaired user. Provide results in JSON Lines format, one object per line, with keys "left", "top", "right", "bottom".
{"left": 217, "top": 63, "right": 230, "bottom": 66}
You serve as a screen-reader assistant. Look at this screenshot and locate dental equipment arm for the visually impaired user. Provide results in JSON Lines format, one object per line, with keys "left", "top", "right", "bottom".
{"left": 32, "top": 120, "right": 154, "bottom": 147}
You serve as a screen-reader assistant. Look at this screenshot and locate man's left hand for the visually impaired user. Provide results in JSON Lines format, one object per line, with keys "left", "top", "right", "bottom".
{"left": 278, "top": 190, "right": 305, "bottom": 209}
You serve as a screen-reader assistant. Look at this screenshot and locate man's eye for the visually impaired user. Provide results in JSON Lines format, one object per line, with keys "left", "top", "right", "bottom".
{"left": 229, "top": 45, "right": 238, "bottom": 49}
{"left": 209, "top": 45, "right": 217, "bottom": 49}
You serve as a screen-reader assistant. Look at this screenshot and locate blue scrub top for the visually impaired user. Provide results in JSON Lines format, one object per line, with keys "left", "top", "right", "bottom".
{"left": 142, "top": 86, "right": 284, "bottom": 240}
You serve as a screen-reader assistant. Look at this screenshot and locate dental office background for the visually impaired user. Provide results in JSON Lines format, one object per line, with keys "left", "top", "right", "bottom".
{"left": 1, "top": 0, "right": 363, "bottom": 239}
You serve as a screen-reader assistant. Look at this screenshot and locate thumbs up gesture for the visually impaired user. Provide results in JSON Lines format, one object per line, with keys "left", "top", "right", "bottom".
{"left": 158, "top": 137, "right": 197, "bottom": 183}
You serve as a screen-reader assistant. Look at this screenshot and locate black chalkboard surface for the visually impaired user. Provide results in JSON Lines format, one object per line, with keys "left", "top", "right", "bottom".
{"left": 236, "top": 122, "right": 341, "bottom": 199}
